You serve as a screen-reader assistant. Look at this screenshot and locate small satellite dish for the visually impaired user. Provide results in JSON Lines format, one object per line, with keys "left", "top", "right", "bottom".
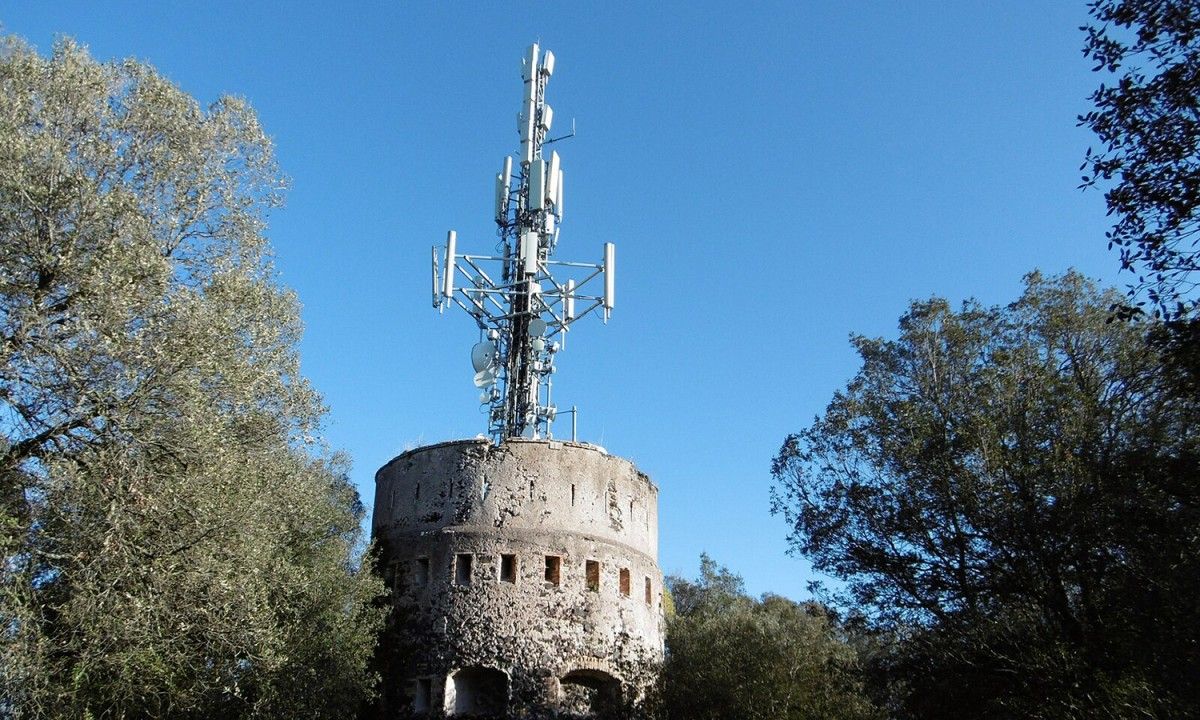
{"left": 531, "top": 337, "right": 546, "bottom": 353}
{"left": 471, "top": 341, "right": 497, "bottom": 371}
{"left": 473, "top": 369, "right": 496, "bottom": 388}
{"left": 528, "top": 318, "right": 547, "bottom": 336}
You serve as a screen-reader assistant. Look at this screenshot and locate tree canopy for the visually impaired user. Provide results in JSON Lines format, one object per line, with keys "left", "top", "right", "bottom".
{"left": 1081, "top": 0, "right": 1200, "bottom": 318}
{"left": 657, "top": 555, "right": 879, "bottom": 720}
{"left": 0, "top": 36, "right": 384, "bottom": 718}
{"left": 772, "top": 272, "right": 1199, "bottom": 718}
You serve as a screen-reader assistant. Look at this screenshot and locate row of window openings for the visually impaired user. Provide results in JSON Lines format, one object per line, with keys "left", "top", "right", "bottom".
{"left": 402, "top": 555, "right": 653, "bottom": 604}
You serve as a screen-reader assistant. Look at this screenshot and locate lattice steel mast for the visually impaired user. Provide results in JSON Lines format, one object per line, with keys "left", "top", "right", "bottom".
{"left": 433, "top": 43, "right": 615, "bottom": 442}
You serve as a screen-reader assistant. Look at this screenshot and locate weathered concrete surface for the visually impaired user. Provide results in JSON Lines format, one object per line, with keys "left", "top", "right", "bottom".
{"left": 373, "top": 438, "right": 664, "bottom": 718}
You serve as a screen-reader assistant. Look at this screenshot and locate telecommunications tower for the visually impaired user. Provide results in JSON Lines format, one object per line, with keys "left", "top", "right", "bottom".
{"left": 432, "top": 42, "right": 615, "bottom": 442}
{"left": 376, "top": 45, "right": 662, "bottom": 718}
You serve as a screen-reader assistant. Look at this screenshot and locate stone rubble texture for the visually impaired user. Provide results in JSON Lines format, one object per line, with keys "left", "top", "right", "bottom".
{"left": 373, "top": 438, "right": 664, "bottom": 718}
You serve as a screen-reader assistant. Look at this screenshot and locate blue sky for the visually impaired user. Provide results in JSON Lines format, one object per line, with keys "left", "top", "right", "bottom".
{"left": 7, "top": 2, "right": 1122, "bottom": 600}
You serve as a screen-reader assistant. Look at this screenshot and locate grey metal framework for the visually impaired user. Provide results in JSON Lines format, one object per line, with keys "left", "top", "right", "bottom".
{"left": 432, "top": 43, "right": 615, "bottom": 442}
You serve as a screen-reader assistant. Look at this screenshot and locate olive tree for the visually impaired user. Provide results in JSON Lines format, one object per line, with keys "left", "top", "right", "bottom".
{"left": 0, "top": 36, "right": 384, "bottom": 718}
{"left": 771, "top": 272, "right": 1199, "bottom": 719}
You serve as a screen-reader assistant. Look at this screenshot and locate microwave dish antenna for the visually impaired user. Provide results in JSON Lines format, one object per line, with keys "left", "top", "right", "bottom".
{"left": 431, "top": 44, "right": 618, "bottom": 442}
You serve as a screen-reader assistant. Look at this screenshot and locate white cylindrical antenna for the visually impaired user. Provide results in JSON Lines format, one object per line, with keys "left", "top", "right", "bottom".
{"left": 546, "top": 151, "right": 561, "bottom": 206}
{"left": 443, "top": 231, "right": 457, "bottom": 299}
{"left": 555, "top": 168, "right": 564, "bottom": 220}
{"left": 603, "top": 242, "right": 615, "bottom": 311}
{"left": 565, "top": 279, "right": 576, "bottom": 320}
{"left": 541, "top": 50, "right": 555, "bottom": 77}
{"left": 529, "top": 158, "right": 546, "bottom": 208}
{"left": 501, "top": 155, "right": 513, "bottom": 188}
{"left": 540, "top": 104, "right": 554, "bottom": 132}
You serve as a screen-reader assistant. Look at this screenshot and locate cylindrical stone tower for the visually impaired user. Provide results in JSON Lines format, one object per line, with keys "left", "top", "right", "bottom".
{"left": 373, "top": 438, "right": 663, "bottom": 718}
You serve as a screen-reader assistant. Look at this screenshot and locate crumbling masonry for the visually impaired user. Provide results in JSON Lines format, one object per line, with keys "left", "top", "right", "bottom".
{"left": 372, "top": 438, "right": 664, "bottom": 717}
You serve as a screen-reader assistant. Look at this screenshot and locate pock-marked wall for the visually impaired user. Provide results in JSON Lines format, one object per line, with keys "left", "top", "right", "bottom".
{"left": 373, "top": 438, "right": 664, "bottom": 718}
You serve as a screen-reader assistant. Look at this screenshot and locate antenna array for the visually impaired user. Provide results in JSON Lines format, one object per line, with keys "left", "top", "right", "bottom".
{"left": 433, "top": 44, "right": 615, "bottom": 442}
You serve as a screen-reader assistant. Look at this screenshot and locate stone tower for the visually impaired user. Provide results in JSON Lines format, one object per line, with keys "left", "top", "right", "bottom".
{"left": 372, "top": 43, "right": 663, "bottom": 718}
{"left": 372, "top": 439, "right": 663, "bottom": 717}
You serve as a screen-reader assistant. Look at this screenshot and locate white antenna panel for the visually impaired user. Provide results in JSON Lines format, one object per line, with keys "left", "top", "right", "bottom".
{"left": 443, "top": 231, "right": 457, "bottom": 299}
{"left": 541, "top": 50, "right": 555, "bottom": 76}
{"left": 603, "top": 242, "right": 615, "bottom": 310}
{"left": 520, "top": 102, "right": 535, "bottom": 142}
{"left": 501, "top": 156, "right": 513, "bottom": 187}
{"left": 565, "top": 279, "right": 576, "bottom": 320}
{"left": 520, "top": 232, "right": 538, "bottom": 274}
{"left": 431, "top": 246, "right": 440, "bottom": 307}
{"left": 540, "top": 105, "right": 554, "bottom": 132}
{"left": 494, "top": 174, "right": 506, "bottom": 223}
{"left": 529, "top": 159, "right": 546, "bottom": 208}
{"left": 556, "top": 169, "right": 564, "bottom": 219}
{"left": 523, "top": 44, "right": 539, "bottom": 81}
{"left": 547, "top": 151, "right": 561, "bottom": 205}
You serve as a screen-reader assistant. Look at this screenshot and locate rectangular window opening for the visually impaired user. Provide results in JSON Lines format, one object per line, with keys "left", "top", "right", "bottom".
{"left": 571, "top": 483, "right": 576, "bottom": 507}
{"left": 392, "top": 561, "right": 406, "bottom": 593}
{"left": 500, "top": 553, "right": 517, "bottom": 583}
{"left": 412, "top": 677, "right": 432, "bottom": 712}
{"left": 586, "top": 560, "right": 600, "bottom": 592}
{"left": 415, "top": 557, "right": 430, "bottom": 586}
{"left": 645, "top": 577, "right": 653, "bottom": 605}
{"left": 619, "top": 567, "right": 631, "bottom": 597}
{"left": 545, "top": 555, "right": 561, "bottom": 586}
{"left": 455, "top": 553, "right": 473, "bottom": 586}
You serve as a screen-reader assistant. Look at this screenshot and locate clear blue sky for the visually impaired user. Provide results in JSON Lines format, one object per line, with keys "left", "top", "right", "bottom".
{"left": 7, "top": 2, "right": 1122, "bottom": 601}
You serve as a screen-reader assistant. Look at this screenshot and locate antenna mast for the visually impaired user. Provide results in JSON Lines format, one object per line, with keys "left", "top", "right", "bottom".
{"left": 433, "top": 44, "right": 615, "bottom": 442}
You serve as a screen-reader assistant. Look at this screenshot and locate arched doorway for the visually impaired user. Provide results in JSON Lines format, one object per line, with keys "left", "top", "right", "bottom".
{"left": 445, "top": 666, "right": 508, "bottom": 716}
{"left": 559, "top": 668, "right": 621, "bottom": 718}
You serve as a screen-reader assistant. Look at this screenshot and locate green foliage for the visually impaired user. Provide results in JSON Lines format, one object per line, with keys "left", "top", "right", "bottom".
{"left": 1080, "top": 0, "right": 1200, "bottom": 319}
{"left": 772, "top": 272, "right": 1199, "bottom": 718}
{"left": 0, "top": 36, "right": 385, "bottom": 718}
{"left": 657, "top": 555, "right": 880, "bottom": 720}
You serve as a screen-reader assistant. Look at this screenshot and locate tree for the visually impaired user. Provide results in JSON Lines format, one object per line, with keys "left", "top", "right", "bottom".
{"left": 0, "top": 36, "right": 385, "bottom": 718}
{"left": 771, "top": 272, "right": 1199, "bottom": 719}
{"left": 1080, "top": 0, "right": 1200, "bottom": 319}
{"left": 657, "top": 555, "right": 879, "bottom": 720}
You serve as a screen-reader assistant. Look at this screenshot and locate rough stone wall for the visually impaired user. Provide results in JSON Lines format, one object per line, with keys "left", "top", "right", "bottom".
{"left": 373, "top": 438, "right": 664, "bottom": 718}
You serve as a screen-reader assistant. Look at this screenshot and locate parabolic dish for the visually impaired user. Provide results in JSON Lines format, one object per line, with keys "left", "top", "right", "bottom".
{"left": 471, "top": 341, "right": 497, "bottom": 372}
{"left": 528, "top": 317, "right": 548, "bottom": 336}
{"left": 473, "top": 369, "right": 497, "bottom": 388}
